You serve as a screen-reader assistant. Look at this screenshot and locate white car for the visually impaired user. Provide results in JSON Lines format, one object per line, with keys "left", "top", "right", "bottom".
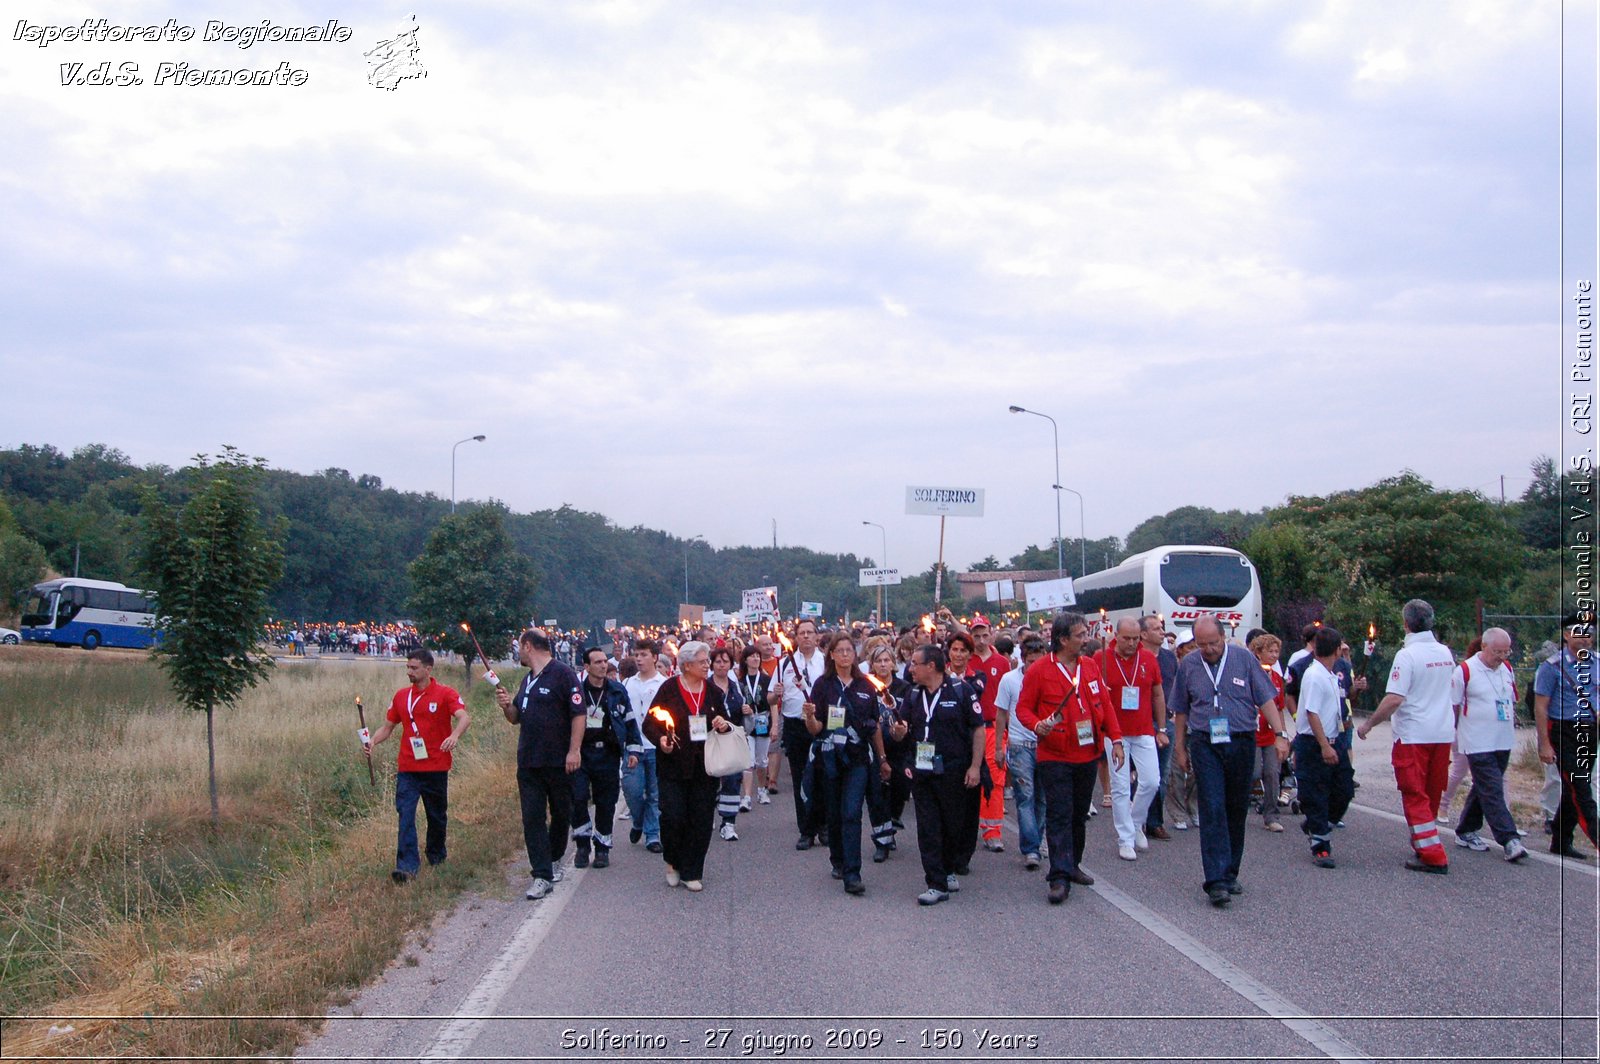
{"left": 0, "top": 627, "right": 19, "bottom": 645}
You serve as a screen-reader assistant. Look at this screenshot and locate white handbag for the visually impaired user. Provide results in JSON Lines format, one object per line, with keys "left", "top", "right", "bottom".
{"left": 704, "top": 723, "right": 752, "bottom": 777}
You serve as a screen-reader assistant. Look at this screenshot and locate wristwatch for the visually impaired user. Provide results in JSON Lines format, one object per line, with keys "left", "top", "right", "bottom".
{"left": 1274, "top": 730, "right": 1290, "bottom": 739}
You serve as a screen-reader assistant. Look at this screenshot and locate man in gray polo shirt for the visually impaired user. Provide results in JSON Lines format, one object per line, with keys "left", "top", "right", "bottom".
{"left": 1171, "top": 616, "right": 1290, "bottom": 907}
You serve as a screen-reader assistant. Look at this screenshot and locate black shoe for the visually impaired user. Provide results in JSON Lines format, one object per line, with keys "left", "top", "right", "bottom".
{"left": 1404, "top": 857, "right": 1448, "bottom": 875}
{"left": 646, "top": 840, "right": 663, "bottom": 853}
{"left": 1207, "top": 885, "right": 1231, "bottom": 907}
{"left": 1047, "top": 881, "right": 1069, "bottom": 905}
{"left": 592, "top": 848, "right": 610, "bottom": 869}
{"left": 1551, "top": 844, "right": 1591, "bottom": 860}
{"left": 1067, "top": 869, "right": 1094, "bottom": 886}
{"left": 831, "top": 864, "right": 844, "bottom": 880}
{"left": 872, "top": 845, "right": 890, "bottom": 864}
{"left": 1313, "top": 854, "right": 1336, "bottom": 869}
{"left": 1225, "top": 880, "right": 1243, "bottom": 895}
{"left": 391, "top": 870, "right": 415, "bottom": 884}
{"left": 574, "top": 848, "right": 590, "bottom": 869}
{"left": 891, "top": 818, "right": 905, "bottom": 830}
{"left": 796, "top": 835, "right": 814, "bottom": 851}
{"left": 630, "top": 828, "right": 643, "bottom": 845}
{"left": 844, "top": 875, "right": 865, "bottom": 895}
{"left": 954, "top": 864, "right": 972, "bottom": 876}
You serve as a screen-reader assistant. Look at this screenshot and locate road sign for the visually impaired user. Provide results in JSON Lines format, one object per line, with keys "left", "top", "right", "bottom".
{"left": 1025, "top": 576, "right": 1077, "bottom": 612}
{"left": 905, "top": 485, "right": 985, "bottom": 517}
{"left": 542, "top": 618, "right": 558, "bottom": 627}
{"left": 859, "top": 567, "right": 902, "bottom": 587}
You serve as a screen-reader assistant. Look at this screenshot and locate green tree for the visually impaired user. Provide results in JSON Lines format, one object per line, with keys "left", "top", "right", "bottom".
{"left": 138, "top": 449, "right": 286, "bottom": 828}
{"left": 1124, "top": 506, "right": 1266, "bottom": 555}
{"left": 408, "top": 505, "right": 536, "bottom": 678}
{"left": 0, "top": 527, "right": 49, "bottom": 622}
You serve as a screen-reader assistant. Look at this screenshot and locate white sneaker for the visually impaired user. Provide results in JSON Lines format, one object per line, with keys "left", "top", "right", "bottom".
{"left": 757, "top": 788, "right": 771, "bottom": 805}
{"left": 1174, "top": 821, "right": 1189, "bottom": 831}
{"left": 1087, "top": 804, "right": 1098, "bottom": 818}
{"left": 526, "top": 878, "right": 552, "bottom": 899}
{"left": 739, "top": 797, "right": 752, "bottom": 812}
{"left": 550, "top": 866, "right": 565, "bottom": 883}
{"left": 1504, "top": 838, "right": 1529, "bottom": 863}
{"left": 665, "top": 867, "right": 681, "bottom": 887}
{"left": 720, "top": 822, "right": 738, "bottom": 841}
{"left": 618, "top": 808, "right": 631, "bottom": 820}
{"left": 684, "top": 879, "right": 703, "bottom": 892}
{"left": 1118, "top": 844, "right": 1137, "bottom": 861}
{"left": 1135, "top": 829, "right": 1149, "bottom": 851}
{"left": 1023, "top": 853, "right": 1041, "bottom": 870}
{"left": 1456, "top": 832, "right": 1490, "bottom": 852}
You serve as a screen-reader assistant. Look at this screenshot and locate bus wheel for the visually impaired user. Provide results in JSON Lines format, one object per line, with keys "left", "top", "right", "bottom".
{"left": 83, "top": 631, "right": 101, "bottom": 650}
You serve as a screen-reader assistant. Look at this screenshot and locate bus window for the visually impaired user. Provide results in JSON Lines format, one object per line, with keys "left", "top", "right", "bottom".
{"left": 1160, "top": 553, "right": 1252, "bottom": 608}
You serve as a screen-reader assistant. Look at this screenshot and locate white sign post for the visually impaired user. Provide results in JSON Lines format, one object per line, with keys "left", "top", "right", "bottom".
{"left": 905, "top": 485, "right": 985, "bottom": 606}
{"left": 858, "top": 567, "right": 902, "bottom": 586}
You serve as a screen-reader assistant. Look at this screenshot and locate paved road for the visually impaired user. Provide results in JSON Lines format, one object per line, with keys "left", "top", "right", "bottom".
{"left": 302, "top": 734, "right": 1598, "bottom": 1064}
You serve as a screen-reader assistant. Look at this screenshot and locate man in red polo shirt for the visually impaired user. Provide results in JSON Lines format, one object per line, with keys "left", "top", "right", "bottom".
{"left": 967, "top": 616, "right": 1011, "bottom": 852}
{"left": 365, "top": 648, "right": 471, "bottom": 883}
{"left": 1014, "top": 611, "right": 1125, "bottom": 904}
{"left": 1096, "top": 618, "right": 1167, "bottom": 861}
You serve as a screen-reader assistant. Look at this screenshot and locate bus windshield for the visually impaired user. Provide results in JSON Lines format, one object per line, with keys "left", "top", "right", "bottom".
{"left": 21, "top": 591, "right": 55, "bottom": 627}
{"left": 1160, "top": 553, "right": 1252, "bottom": 608}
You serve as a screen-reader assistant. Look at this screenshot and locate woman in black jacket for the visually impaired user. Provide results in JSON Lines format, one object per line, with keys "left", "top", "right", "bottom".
{"left": 804, "top": 631, "right": 891, "bottom": 895}
{"left": 641, "top": 640, "right": 734, "bottom": 892}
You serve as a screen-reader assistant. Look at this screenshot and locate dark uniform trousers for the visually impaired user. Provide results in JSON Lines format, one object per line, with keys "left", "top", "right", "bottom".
{"left": 783, "top": 716, "right": 824, "bottom": 839}
{"left": 570, "top": 742, "right": 622, "bottom": 850}
{"left": 517, "top": 764, "right": 572, "bottom": 880}
{"left": 912, "top": 771, "right": 969, "bottom": 889}
{"left": 1549, "top": 718, "right": 1599, "bottom": 849}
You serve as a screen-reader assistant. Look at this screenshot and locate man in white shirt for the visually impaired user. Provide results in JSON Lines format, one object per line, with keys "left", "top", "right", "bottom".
{"left": 1450, "top": 628, "right": 1528, "bottom": 862}
{"left": 620, "top": 640, "right": 668, "bottom": 853}
{"left": 1357, "top": 600, "right": 1457, "bottom": 874}
{"left": 1294, "top": 626, "right": 1353, "bottom": 868}
{"left": 993, "top": 635, "right": 1048, "bottom": 868}
{"left": 774, "top": 618, "right": 828, "bottom": 849}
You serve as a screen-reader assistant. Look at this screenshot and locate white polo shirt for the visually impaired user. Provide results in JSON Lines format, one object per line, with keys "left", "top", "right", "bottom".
{"left": 1451, "top": 653, "right": 1517, "bottom": 754}
{"left": 1296, "top": 659, "right": 1343, "bottom": 740}
{"left": 1385, "top": 631, "right": 1457, "bottom": 744}
{"left": 774, "top": 649, "right": 826, "bottom": 720}
{"left": 622, "top": 672, "right": 667, "bottom": 752}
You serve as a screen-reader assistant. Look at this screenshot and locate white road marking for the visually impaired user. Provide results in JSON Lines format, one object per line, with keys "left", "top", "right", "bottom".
{"left": 416, "top": 864, "right": 586, "bottom": 1061}
{"left": 1088, "top": 876, "right": 1373, "bottom": 1064}
{"left": 1348, "top": 801, "right": 1600, "bottom": 878}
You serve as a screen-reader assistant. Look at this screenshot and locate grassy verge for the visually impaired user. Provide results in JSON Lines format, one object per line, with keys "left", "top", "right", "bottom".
{"left": 0, "top": 649, "right": 524, "bottom": 1059}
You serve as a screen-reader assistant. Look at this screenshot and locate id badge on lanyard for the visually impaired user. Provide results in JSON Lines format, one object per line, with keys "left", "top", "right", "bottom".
{"left": 1209, "top": 716, "right": 1230, "bottom": 744}
{"left": 915, "top": 742, "right": 936, "bottom": 771}
{"left": 1120, "top": 686, "right": 1140, "bottom": 711}
{"left": 585, "top": 693, "right": 604, "bottom": 730}
{"left": 406, "top": 689, "right": 430, "bottom": 759}
{"left": 1075, "top": 717, "right": 1095, "bottom": 746}
{"left": 827, "top": 703, "right": 847, "bottom": 731}
{"left": 1495, "top": 698, "right": 1512, "bottom": 722}
{"left": 688, "top": 715, "right": 708, "bottom": 742}
{"left": 409, "top": 736, "right": 429, "bottom": 760}
{"left": 1203, "top": 647, "right": 1231, "bottom": 743}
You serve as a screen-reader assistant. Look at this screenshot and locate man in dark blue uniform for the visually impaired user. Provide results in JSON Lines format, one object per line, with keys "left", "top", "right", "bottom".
{"left": 571, "top": 645, "right": 641, "bottom": 870}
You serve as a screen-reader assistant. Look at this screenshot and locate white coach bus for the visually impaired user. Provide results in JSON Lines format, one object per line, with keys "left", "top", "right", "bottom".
{"left": 21, "top": 578, "right": 160, "bottom": 650}
{"left": 1074, "top": 545, "right": 1264, "bottom": 642}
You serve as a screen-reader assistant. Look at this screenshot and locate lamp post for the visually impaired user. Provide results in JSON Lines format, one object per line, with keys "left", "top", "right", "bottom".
{"left": 862, "top": 520, "right": 887, "bottom": 622}
{"left": 1007, "top": 406, "right": 1065, "bottom": 577}
{"left": 451, "top": 435, "right": 486, "bottom": 513}
{"left": 1053, "top": 484, "right": 1088, "bottom": 577}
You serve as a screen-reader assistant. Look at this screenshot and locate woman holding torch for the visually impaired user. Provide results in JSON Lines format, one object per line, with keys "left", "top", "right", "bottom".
{"left": 640, "top": 641, "right": 733, "bottom": 892}
{"left": 804, "top": 631, "right": 891, "bottom": 895}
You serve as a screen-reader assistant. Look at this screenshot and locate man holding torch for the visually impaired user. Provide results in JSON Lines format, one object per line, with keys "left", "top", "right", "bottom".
{"left": 364, "top": 649, "right": 470, "bottom": 883}
{"left": 498, "top": 629, "right": 586, "bottom": 900}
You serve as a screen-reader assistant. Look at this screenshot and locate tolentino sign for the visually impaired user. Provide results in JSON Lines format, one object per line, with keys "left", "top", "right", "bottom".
{"left": 905, "top": 486, "right": 985, "bottom": 517}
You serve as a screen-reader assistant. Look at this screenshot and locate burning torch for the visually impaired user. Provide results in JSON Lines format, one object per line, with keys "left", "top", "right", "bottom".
{"left": 648, "top": 705, "right": 678, "bottom": 751}
{"left": 355, "top": 696, "right": 376, "bottom": 787}
{"left": 460, "top": 621, "right": 498, "bottom": 685}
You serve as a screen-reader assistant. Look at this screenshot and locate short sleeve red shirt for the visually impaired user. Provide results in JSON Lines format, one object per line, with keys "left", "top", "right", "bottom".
{"left": 1255, "top": 666, "right": 1285, "bottom": 747}
{"left": 967, "top": 650, "right": 1010, "bottom": 723}
{"left": 1095, "top": 647, "right": 1161, "bottom": 737}
{"left": 386, "top": 679, "right": 465, "bottom": 772}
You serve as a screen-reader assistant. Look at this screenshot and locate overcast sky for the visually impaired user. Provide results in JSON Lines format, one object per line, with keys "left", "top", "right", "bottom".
{"left": 2, "top": 1, "right": 1583, "bottom": 573}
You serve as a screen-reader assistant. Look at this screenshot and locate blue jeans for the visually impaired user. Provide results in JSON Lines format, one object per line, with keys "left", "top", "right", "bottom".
{"left": 1147, "top": 722, "right": 1172, "bottom": 829}
{"left": 395, "top": 770, "right": 449, "bottom": 876}
{"left": 621, "top": 748, "right": 660, "bottom": 844}
{"left": 1006, "top": 743, "right": 1045, "bottom": 857}
{"left": 1188, "top": 734, "right": 1255, "bottom": 891}
{"left": 821, "top": 751, "right": 870, "bottom": 877}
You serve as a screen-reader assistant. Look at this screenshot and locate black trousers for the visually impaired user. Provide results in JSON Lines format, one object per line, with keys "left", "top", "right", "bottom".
{"left": 658, "top": 772, "right": 719, "bottom": 881}
{"left": 517, "top": 764, "right": 572, "bottom": 880}
{"left": 570, "top": 745, "right": 622, "bottom": 849}
{"left": 1549, "top": 718, "right": 1599, "bottom": 848}
{"left": 912, "top": 772, "right": 969, "bottom": 889}
{"left": 783, "top": 716, "right": 823, "bottom": 838}
{"left": 1037, "top": 759, "right": 1098, "bottom": 885}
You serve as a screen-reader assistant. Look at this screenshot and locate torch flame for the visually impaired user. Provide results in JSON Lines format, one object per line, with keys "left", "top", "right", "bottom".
{"left": 1368, "top": 623, "right": 1376, "bottom": 639}
{"left": 865, "top": 673, "right": 887, "bottom": 693}
{"left": 777, "top": 631, "right": 795, "bottom": 654}
{"left": 921, "top": 614, "right": 935, "bottom": 634}
{"left": 647, "top": 706, "right": 676, "bottom": 732}
{"left": 460, "top": 621, "right": 471, "bottom": 632}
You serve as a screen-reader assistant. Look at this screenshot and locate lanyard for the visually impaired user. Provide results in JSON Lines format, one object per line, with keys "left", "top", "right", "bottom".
{"left": 681, "top": 679, "right": 704, "bottom": 716}
{"left": 584, "top": 682, "right": 605, "bottom": 712}
{"left": 921, "top": 684, "right": 942, "bottom": 741}
{"left": 405, "top": 684, "right": 426, "bottom": 734}
{"left": 743, "top": 676, "right": 762, "bottom": 704}
{"left": 1111, "top": 651, "right": 1137, "bottom": 687}
{"left": 1201, "top": 646, "right": 1230, "bottom": 709}
{"left": 1052, "top": 654, "right": 1080, "bottom": 694}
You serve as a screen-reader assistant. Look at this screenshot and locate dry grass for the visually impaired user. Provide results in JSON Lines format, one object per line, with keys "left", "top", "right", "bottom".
{"left": 0, "top": 650, "right": 524, "bottom": 1060}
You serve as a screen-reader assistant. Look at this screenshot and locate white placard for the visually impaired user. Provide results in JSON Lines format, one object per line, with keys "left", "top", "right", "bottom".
{"left": 741, "top": 587, "right": 778, "bottom": 619}
{"left": 984, "top": 580, "right": 1000, "bottom": 602}
{"left": 859, "top": 567, "right": 902, "bottom": 587}
{"left": 603, "top": 618, "right": 617, "bottom": 631}
{"left": 800, "top": 601, "right": 823, "bottom": 618}
{"left": 904, "top": 485, "right": 986, "bottom": 517}
{"left": 542, "top": 618, "right": 558, "bottom": 627}
{"left": 999, "top": 579, "right": 1016, "bottom": 601}
{"left": 1024, "top": 576, "right": 1077, "bottom": 612}
{"left": 703, "top": 610, "right": 729, "bottom": 626}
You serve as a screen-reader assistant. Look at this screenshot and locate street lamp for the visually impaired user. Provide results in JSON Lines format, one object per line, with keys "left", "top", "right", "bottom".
{"left": 862, "top": 520, "right": 888, "bottom": 622}
{"left": 1053, "top": 484, "right": 1088, "bottom": 577}
{"left": 1007, "top": 406, "right": 1066, "bottom": 577}
{"left": 451, "top": 434, "right": 486, "bottom": 513}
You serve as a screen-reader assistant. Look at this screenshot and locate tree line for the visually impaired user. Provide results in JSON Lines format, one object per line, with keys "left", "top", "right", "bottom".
{"left": 0, "top": 443, "right": 1577, "bottom": 649}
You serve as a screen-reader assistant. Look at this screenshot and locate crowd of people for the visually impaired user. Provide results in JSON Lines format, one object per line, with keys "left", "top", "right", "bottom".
{"left": 361, "top": 603, "right": 1597, "bottom": 909}
{"left": 269, "top": 620, "right": 424, "bottom": 657}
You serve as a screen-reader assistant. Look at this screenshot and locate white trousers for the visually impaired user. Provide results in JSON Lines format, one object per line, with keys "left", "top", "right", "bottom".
{"left": 1108, "top": 734, "right": 1160, "bottom": 848}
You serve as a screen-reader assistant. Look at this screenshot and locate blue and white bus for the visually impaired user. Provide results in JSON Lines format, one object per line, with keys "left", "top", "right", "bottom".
{"left": 1074, "top": 545, "right": 1264, "bottom": 643}
{"left": 21, "top": 578, "right": 160, "bottom": 650}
